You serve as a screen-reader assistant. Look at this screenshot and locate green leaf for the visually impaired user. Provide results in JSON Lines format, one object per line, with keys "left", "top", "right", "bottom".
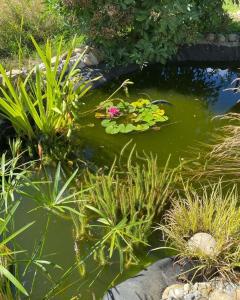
{"left": 0, "top": 265, "right": 29, "bottom": 296}
{"left": 101, "top": 119, "right": 112, "bottom": 127}
{"left": 105, "top": 125, "right": 120, "bottom": 135}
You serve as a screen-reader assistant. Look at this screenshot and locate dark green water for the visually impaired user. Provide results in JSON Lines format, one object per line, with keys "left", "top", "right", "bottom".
{"left": 14, "top": 64, "right": 240, "bottom": 299}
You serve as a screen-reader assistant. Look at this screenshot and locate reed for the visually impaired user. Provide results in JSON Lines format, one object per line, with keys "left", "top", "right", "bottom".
{"left": 72, "top": 150, "right": 178, "bottom": 271}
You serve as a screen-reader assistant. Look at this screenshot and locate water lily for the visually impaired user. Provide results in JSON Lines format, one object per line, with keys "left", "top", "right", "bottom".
{"left": 107, "top": 106, "right": 120, "bottom": 118}
{"left": 131, "top": 99, "right": 150, "bottom": 108}
{"left": 153, "top": 109, "right": 165, "bottom": 117}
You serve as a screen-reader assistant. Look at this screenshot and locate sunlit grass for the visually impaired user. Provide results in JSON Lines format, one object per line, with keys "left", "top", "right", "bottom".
{"left": 158, "top": 181, "right": 240, "bottom": 281}
{"left": 72, "top": 149, "right": 178, "bottom": 271}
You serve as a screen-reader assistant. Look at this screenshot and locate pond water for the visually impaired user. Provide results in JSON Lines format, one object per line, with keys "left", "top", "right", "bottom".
{"left": 14, "top": 64, "right": 240, "bottom": 299}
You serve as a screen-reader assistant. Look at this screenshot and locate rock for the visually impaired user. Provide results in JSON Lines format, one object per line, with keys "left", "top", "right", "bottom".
{"left": 162, "top": 283, "right": 184, "bottom": 299}
{"left": 228, "top": 34, "right": 239, "bottom": 43}
{"left": 209, "top": 290, "right": 233, "bottom": 300}
{"left": 103, "top": 257, "right": 195, "bottom": 300}
{"left": 206, "top": 33, "right": 215, "bottom": 42}
{"left": 83, "top": 52, "right": 99, "bottom": 66}
{"left": 187, "top": 232, "right": 217, "bottom": 257}
{"left": 235, "top": 288, "right": 240, "bottom": 300}
{"left": 217, "top": 34, "right": 226, "bottom": 43}
{"left": 0, "top": 69, "right": 26, "bottom": 85}
{"left": 194, "top": 282, "right": 212, "bottom": 297}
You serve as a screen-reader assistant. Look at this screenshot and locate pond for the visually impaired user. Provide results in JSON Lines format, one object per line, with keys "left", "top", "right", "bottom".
{"left": 14, "top": 63, "right": 240, "bottom": 299}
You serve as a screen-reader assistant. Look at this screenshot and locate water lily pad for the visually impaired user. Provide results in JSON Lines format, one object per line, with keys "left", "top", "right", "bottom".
{"left": 105, "top": 125, "right": 120, "bottom": 135}
{"left": 135, "top": 124, "right": 150, "bottom": 131}
{"left": 101, "top": 119, "right": 115, "bottom": 127}
{"left": 120, "top": 124, "right": 136, "bottom": 133}
{"left": 155, "top": 116, "right": 169, "bottom": 122}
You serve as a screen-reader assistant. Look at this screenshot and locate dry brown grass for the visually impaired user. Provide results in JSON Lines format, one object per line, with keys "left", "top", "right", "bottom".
{"left": 181, "top": 113, "right": 240, "bottom": 183}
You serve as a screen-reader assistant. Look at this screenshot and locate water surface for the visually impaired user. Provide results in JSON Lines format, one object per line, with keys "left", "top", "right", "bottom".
{"left": 14, "top": 63, "right": 240, "bottom": 299}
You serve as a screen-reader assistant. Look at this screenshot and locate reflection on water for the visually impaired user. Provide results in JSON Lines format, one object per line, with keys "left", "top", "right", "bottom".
{"left": 13, "top": 64, "right": 240, "bottom": 299}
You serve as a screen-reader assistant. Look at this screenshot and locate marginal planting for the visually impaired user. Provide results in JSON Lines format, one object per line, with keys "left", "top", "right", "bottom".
{"left": 159, "top": 182, "right": 240, "bottom": 281}
{"left": 183, "top": 113, "right": 240, "bottom": 183}
{"left": 72, "top": 151, "right": 177, "bottom": 271}
{"left": 0, "top": 38, "right": 92, "bottom": 156}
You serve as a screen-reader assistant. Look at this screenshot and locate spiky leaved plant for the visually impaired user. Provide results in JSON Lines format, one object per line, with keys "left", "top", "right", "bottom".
{"left": 158, "top": 181, "right": 240, "bottom": 281}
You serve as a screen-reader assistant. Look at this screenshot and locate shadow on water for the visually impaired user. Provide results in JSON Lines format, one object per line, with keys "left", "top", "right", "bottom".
{"left": 10, "top": 63, "right": 240, "bottom": 299}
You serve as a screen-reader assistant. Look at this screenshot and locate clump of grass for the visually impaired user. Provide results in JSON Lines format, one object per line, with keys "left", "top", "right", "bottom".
{"left": 158, "top": 182, "right": 240, "bottom": 281}
{"left": 72, "top": 149, "right": 178, "bottom": 271}
{"left": 0, "top": 0, "right": 63, "bottom": 59}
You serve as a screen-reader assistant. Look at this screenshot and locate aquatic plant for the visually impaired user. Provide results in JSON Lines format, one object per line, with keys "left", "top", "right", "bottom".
{"left": 96, "top": 98, "right": 169, "bottom": 135}
{"left": 0, "top": 37, "right": 91, "bottom": 147}
{"left": 158, "top": 182, "right": 240, "bottom": 281}
{"left": 0, "top": 139, "right": 33, "bottom": 211}
{"left": 0, "top": 202, "right": 34, "bottom": 296}
{"left": 20, "top": 163, "right": 88, "bottom": 218}
{"left": 72, "top": 149, "right": 177, "bottom": 271}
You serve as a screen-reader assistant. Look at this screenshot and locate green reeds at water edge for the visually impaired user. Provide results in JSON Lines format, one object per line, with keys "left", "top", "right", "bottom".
{"left": 71, "top": 150, "right": 179, "bottom": 272}
{"left": 0, "top": 37, "right": 92, "bottom": 148}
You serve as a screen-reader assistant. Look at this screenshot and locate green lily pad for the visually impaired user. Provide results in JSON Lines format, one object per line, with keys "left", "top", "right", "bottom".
{"left": 101, "top": 119, "right": 112, "bottom": 127}
{"left": 155, "top": 116, "right": 168, "bottom": 122}
{"left": 105, "top": 125, "right": 120, "bottom": 135}
{"left": 135, "top": 124, "right": 150, "bottom": 131}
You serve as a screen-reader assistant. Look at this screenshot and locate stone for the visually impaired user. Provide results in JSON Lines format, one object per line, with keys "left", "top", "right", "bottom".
{"left": 217, "top": 34, "right": 226, "bottom": 43}
{"left": 162, "top": 283, "right": 184, "bottom": 299}
{"left": 206, "top": 33, "right": 215, "bottom": 42}
{"left": 194, "top": 282, "right": 212, "bottom": 297}
{"left": 187, "top": 232, "right": 217, "bottom": 257}
{"left": 209, "top": 290, "right": 233, "bottom": 300}
{"left": 83, "top": 52, "right": 99, "bottom": 66}
{"left": 103, "top": 257, "right": 195, "bottom": 300}
{"left": 233, "top": 288, "right": 240, "bottom": 300}
{"left": 228, "top": 34, "right": 239, "bottom": 43}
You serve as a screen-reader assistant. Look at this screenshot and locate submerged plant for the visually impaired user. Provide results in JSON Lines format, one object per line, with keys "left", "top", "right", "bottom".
{"left": 158, "top": 182, "right": 240, "bottom": 281}
{"left": 20, "top": 163, "right": 88, "bottom": 218}
{"left": 72, "top": 149, "right": 177, "bottom": 271}
{"left": 95, "top": 97, "right": 169, "bottom": 135}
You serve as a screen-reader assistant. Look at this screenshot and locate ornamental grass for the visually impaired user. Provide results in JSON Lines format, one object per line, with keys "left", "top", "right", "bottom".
{"left": 158, "top": 182, "right": 240, "bottom": 281}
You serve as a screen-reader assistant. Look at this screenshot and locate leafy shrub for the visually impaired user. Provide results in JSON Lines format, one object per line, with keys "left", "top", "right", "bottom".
{"left": 0, "top": 0, "right": 63, "bottom": 58}
{"left": 58, "top": 0, "right": 227, "bottom": 65}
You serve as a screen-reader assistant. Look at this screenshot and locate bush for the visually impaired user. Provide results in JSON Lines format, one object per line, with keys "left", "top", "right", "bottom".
{"left": 0, "top": 0, "right": 64, "bottom": 58}
{"left": 59, "top": 0, "right": 227, "bottom": 65}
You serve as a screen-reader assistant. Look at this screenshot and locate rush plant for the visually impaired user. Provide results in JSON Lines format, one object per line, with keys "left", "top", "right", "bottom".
{"left": 0, "top": 37, "right": 91, "bottom": 144}
{"left": 72, "top": 149, "right": 177, "bottom": 271}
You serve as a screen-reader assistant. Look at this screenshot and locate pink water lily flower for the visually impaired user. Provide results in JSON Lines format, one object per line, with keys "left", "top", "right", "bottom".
{"left": 108, "top": 106, "right": 120, "bottom": 118}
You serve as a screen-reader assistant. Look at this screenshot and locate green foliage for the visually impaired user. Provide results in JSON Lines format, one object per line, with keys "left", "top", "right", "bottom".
{"left": 0, "top": 202, "right": 34, "bottom": 296}
{"left": 59, "top": 0, "right": 227, "bottom": 65}
{"left": 0, "top": 0, "right": 64, "bottom": 59}
{"left": 158, "top": 182, "right": 240, "bottom": 280}
{"left": 72, "top": 149, "right": 177, "bottom": 271}
{"left": 0, "top": 38, "right": 91, "bottom": 149}
{"left": 96, "top": 98, "right": 168, "bottom": 135}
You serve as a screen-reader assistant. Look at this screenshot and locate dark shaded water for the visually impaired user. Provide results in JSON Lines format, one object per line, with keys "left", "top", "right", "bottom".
{"left": 14, "top": 64, "right": 240, "bottom": 299}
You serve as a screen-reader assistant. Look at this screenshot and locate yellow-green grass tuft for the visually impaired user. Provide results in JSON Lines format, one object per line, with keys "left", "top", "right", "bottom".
{"left": 158, "top": 182, "right": 240, "bottom": 281}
